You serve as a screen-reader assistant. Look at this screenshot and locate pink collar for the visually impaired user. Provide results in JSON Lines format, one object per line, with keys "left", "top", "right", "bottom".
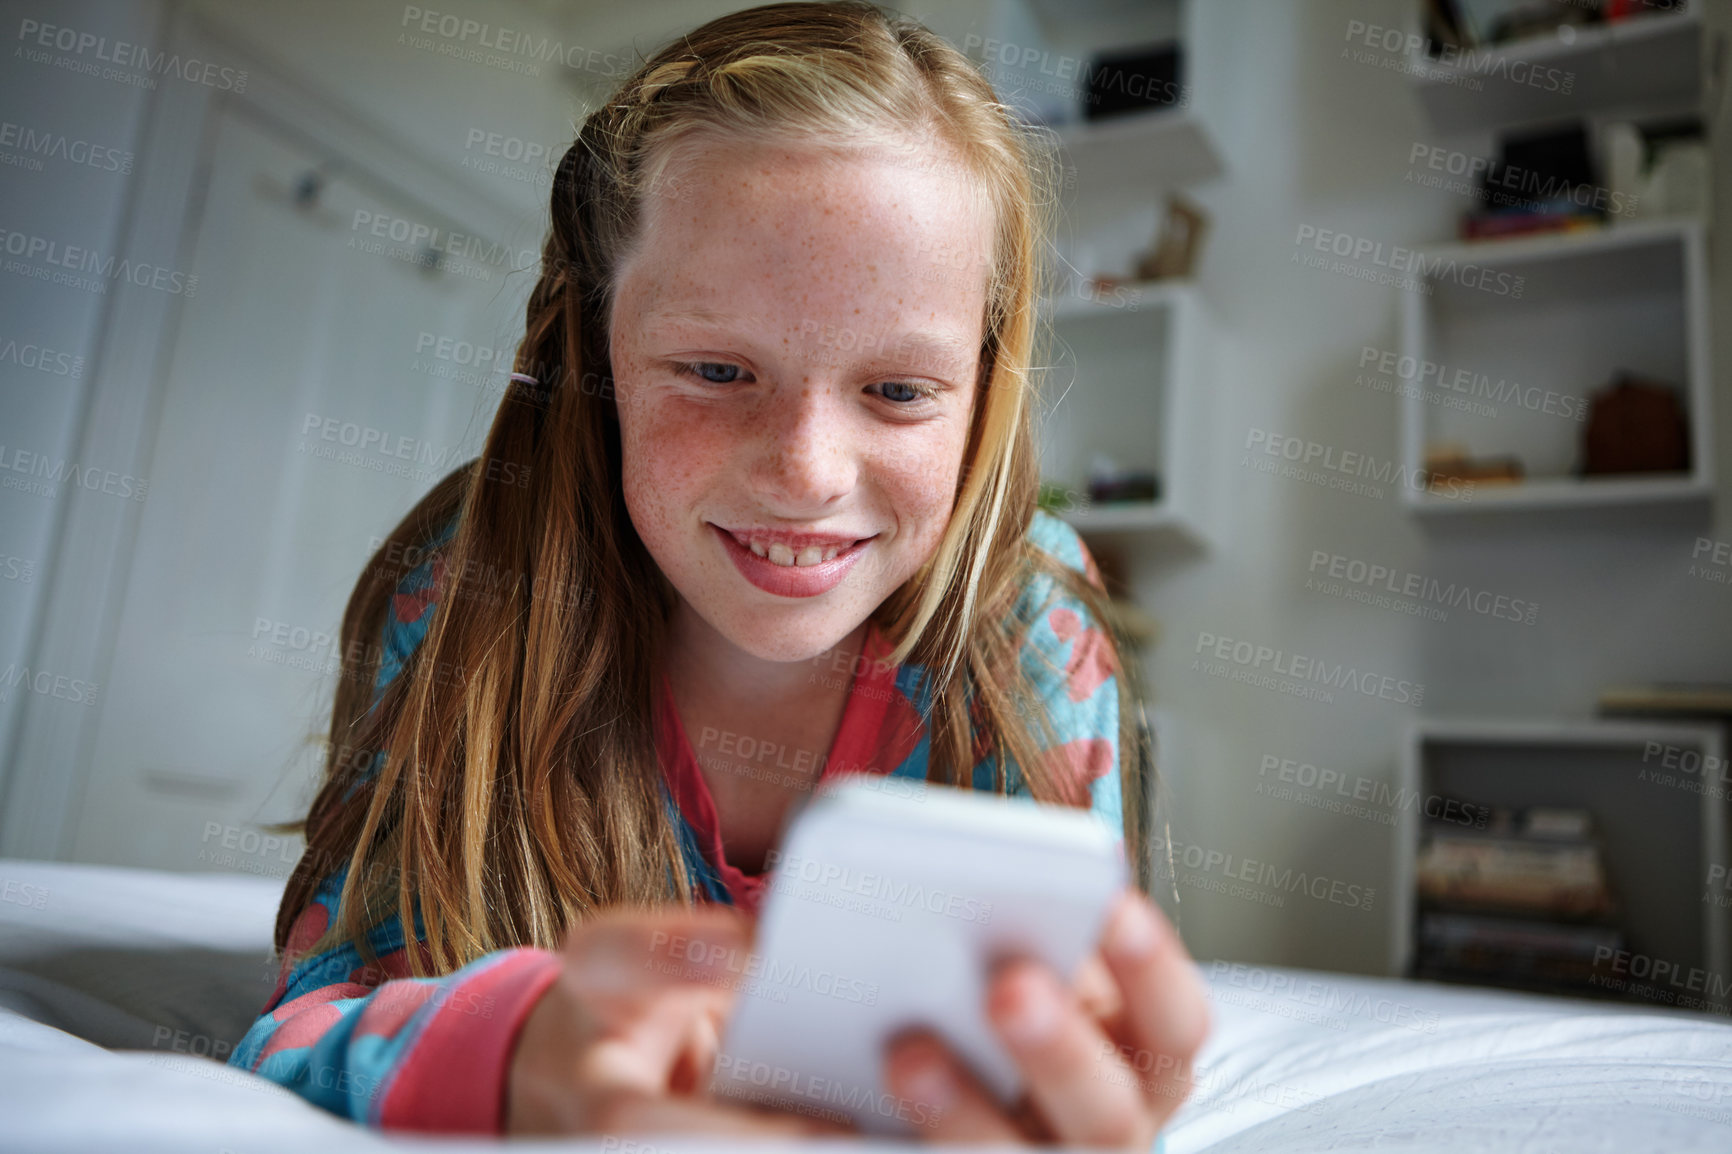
{"left": 652, "top": 623, "right": 924, "bottom": 912}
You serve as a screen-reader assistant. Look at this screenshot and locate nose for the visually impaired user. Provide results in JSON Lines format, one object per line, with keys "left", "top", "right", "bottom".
{"left": 749, "top": 380, "right": 858, "bottom": 512}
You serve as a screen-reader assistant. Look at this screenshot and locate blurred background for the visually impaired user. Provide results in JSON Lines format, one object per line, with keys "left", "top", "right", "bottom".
{"left": 1, "top": 0, "right": 1729, "bottom": 1007}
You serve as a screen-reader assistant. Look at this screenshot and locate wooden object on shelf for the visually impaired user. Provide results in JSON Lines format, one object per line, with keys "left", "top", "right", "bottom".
{"left": 1581, "top": 373, "right": 1690, "bottom": 475}
{"left": 1424, "top": 445, "right": 1525, "bottom": 486}
{"left": 1136, "top": 194, "right": 1210, "bottom": 282}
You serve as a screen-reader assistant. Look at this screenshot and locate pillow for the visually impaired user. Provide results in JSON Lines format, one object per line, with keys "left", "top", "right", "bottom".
{"left": 0, "top": 859, "right": 283, "bottom": 1057}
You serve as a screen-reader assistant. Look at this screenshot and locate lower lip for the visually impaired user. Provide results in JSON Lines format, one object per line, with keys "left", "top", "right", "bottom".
{"left": 712, "top": 525, "right": 873, "bottom": 598}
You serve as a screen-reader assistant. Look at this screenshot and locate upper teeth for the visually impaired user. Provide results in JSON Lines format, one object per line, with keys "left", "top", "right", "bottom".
{"left": 745, "top": 538, "right": 850, "bottom": 567}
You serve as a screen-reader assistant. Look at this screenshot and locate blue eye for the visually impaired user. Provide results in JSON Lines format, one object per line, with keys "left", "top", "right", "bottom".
{"left": 877, "top": 381, "right": 939, "bottom": 404}
{"left": 674, "top": 362, "right": 933, "bottom": 403}
{"left": 685, "top": 362, "right": 741, "bottom": 384}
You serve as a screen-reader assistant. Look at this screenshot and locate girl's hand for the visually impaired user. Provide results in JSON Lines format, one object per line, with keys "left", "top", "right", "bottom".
{"left": 506, "top": 906, "right": 852, "bottom": 1138}
{"left": 883, "top": 889, "right": 1211, "bottom": 1147}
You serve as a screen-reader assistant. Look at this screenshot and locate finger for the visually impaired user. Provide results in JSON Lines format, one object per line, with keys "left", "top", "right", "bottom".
{"left": 883, "top": 1029, "right": 1026, "bottom": 1144}
{"left": 580, "top": 985, "right": 729, "bottom": 1096}
{"left": 667, "top": 994, "right": 723, "bottom": 1096}
{"left": 508, "top": 980, "right": 728, "bottom": 1134}
{"left": 1097, "top": 891, "right": 1212, "bottom": 1116}
{"left": 1071, "top": 949, "right": 1124, "bottom": 1025}
{"left": 985, "top": 958, "right": 1155, "bottom": 1148}
{"left": 548, "top": 916, "right": 746, "bottom": 1098}
{"left": 564, "top": 906, "right": 754, "bottom": 997}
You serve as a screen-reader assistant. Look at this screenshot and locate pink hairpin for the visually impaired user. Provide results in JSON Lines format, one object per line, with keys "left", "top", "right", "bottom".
{"left": 509, "top": 372, "right": 540, "bottom": 386}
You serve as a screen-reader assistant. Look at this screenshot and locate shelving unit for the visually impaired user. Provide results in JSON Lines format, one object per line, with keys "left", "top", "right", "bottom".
{"left": 1052, "top": 107, "right": 1223, "bottom": 200}
{"left": 1394, "top": 718, "right": 1729, "bottom": 1009}
{"left": 1397, "top": 217, "right": 1713, "bottom": 518}
{"left": 990, "top": 0, "right": 1224, "bottom": 553}
{"left": 1409, "top": 8, "right": 1708, "bottom": 135}
{"left": 1034, "top": 279, "right": 1214, "bottom": 547}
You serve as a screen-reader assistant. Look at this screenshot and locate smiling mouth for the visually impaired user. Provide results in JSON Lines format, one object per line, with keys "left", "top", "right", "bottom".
{"left": 714, "top": 526, "right": 874, "bottom": 568}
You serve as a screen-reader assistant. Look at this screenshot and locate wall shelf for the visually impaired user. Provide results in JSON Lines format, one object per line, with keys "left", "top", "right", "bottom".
{"left": 1394, "top": 718, "right": 1729, "bottom": 1009}
{"left": 1052, "top": 107, "right": 1223, "bottom": 200}
{"left": 1409, "top": 9, "right": 1708, "bottom": 136}
{"left": 1403, "top": 215, "right": 1704, "bottom": 268}
{"left": 1052, "top": 502, "right": 1185, "bottom": 535}
{"left": 1398, "top": 217, "right": 1713, "bottom": 519}
{"left": 1402, "top": 474, "right": 1710, "bottom": 517}
{"left": 1034, "top": 281, "right": 1214, "bottom": 548}
{"left": 1041, "top": 275, "right": 1196, "bottom": 322}
{"left": 1002, "top": 0, "right": 1222, "bottom": 556}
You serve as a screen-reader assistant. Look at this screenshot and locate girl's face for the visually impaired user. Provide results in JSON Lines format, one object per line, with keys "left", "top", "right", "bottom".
{"left": 610, "top": 136, "right": 995, "bottom": 663}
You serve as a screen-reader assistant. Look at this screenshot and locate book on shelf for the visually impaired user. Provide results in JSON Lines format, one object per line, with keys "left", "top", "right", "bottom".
{"left": 1413, "top": 803, "right": 1624, "bottom": 996}
{"left": 1598, "top": 683, "right": 1732, "bottom": 718}
{"left": 1457, "top": 124, "right": 1607, "bottom": 242}
{"left": 1416, "top": 833, "right": 1611, "bottom": 917}
{"left": 1415, "top": 911, "right": 1623, "bottom": 988}
{"left": 1458, "top": 209, "right": 1602, "bottom": 242}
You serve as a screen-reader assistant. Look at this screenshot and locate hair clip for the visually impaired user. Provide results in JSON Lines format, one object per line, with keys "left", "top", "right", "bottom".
{"left": 508, "top": 372, "right": 540, "bottom": 386}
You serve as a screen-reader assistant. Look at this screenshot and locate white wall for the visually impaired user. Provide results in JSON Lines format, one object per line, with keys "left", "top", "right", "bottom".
{"left": 0, "top": 0, "right": 160, "bottom": 822}
{"left": 0, "top": 0, "right": 587, "bottom": 855}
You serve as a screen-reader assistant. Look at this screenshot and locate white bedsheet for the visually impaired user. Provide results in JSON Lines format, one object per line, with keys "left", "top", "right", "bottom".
{"left": 1, "top": 858, "right": 1728, "bottom": 1153}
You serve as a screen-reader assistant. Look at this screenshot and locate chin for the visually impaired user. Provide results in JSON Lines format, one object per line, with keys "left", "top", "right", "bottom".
{"left": 715, "top": 606, "right": 868, "bottom": 665}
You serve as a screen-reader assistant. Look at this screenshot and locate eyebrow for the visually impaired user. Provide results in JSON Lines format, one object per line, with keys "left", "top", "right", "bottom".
{"left": 644, "top": 308, "right": 979, "bottom": 367}
{"left": 642, "top": 306, "right": 739, "bottom": 330}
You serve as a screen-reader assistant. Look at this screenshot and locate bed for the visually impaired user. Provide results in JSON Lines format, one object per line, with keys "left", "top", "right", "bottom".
{"left": 2, "top": 858, "right": 1729, "bottom": 1153}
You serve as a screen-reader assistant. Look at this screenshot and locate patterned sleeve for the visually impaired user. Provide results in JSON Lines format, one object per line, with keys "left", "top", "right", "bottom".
{"left": 985, "top": 510, "right": 1125, "bottom": 845}
{"left": 372, "top": 514, "right": 460, "bottom": 705}
{"left": 227, "top": 869, "right": 561, "bottom": 1131}
{"left": 229, "top": 513, "right": 564, "bottom": 1132}
{"left": 994, "top": 514, "right": 1157, "bottom": 1154}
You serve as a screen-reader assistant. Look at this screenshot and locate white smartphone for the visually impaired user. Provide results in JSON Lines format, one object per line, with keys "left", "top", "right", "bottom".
{"left": 708, "top": 774, "right": 1127, "bottom": 1136}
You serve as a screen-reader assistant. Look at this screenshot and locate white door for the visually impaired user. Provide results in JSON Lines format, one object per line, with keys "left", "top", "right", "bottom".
{"left": 68, "top": 96, "right": 528, "bottom": 873}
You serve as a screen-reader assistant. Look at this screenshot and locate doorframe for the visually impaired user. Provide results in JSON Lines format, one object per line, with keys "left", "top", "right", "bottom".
{"left": 0, "top": 0, "right": 528, "bottom": 859}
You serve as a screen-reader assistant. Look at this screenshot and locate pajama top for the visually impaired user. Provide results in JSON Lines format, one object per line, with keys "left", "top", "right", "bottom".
{"left": 228, "top": 509, "right": 1128, "bottom": 1134}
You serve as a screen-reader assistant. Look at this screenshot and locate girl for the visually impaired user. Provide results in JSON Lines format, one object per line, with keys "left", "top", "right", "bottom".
{"left": 230, "top": 1, "right": 1210, "bottom": 1145}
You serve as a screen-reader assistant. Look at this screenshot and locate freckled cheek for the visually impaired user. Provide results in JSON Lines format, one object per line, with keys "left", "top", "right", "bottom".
{"left": 878, "top": 455, "right": 960, "bottom": 548}
{"left": 622, "top": 401, "right": 736, "bottom": 520}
